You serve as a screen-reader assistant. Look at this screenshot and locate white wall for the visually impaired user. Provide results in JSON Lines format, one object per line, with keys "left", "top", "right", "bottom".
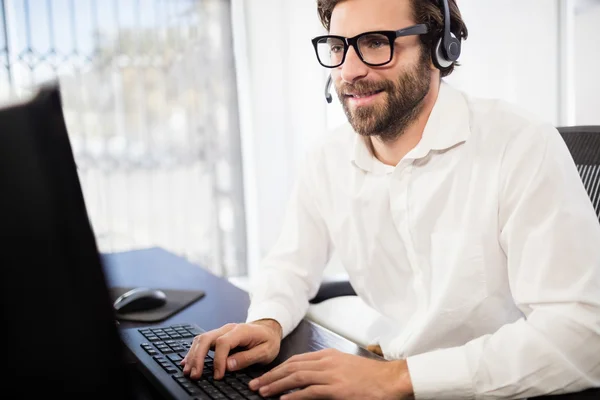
{"left": 574, "top": 2, "right": 600, "bottom": 125}
{"left": 446, "top": 0, "right": 560, "bottom": 125}
{"left": 235, "top": 0, "right": 576, "bottom": 278}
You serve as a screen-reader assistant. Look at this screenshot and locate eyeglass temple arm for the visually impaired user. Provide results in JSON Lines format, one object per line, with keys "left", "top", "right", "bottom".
{"left": 395, "top": 24, "right": 429, "bottom": 37}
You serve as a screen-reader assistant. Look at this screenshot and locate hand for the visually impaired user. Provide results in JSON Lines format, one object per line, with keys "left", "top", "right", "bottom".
{"left": 181, "top": 319, "right": 282, "bottom": 380}
{"left": 248, "top": 348, "right": 414, "bottom": 400}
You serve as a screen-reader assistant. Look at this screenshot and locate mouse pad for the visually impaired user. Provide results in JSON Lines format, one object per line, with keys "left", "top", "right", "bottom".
{"left": 109, "top": 287, "right": 205, "bottom": 323}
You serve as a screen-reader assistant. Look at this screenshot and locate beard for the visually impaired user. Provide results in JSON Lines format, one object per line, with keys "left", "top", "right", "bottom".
{"left": 336, "top": 53, "right": 431, "bottom": 142}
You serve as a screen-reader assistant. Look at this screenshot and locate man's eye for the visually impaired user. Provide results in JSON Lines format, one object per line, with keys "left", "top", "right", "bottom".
{"left": 330, "top": 45, "right": 344, "bottom": 53}
{"left": 367, "top": 40, "right": 386, "bottom": 49}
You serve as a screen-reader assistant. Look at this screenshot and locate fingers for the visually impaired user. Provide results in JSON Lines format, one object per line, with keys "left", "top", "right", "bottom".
{"left": 213, "top": 324, "right": 258, "bottom": 379}
{"left": 250, "top": 360, "right": 327, "bottom": 392}
{"left": 182, "top": 324, "right": 236, "bottom": 379}
{"left": 278, "top": 349, "right": 330, "bottom": 366}
{"left": 265, "top": 349, "right": 331, "bottom": 377}
{"left": 227, "top": 342, "right": 272, "bottom": 371}
{"left": 254, "top": 368, "right": 329, "bottom": 398}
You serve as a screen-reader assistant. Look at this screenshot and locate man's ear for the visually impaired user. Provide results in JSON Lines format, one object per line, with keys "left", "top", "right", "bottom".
{"left": 428, "top": 58, "right": 438, "bottom": 72}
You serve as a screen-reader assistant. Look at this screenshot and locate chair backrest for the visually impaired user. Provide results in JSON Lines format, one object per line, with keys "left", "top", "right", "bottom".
{"left": 557, "top": 126, "right": 600, "bottom": 221}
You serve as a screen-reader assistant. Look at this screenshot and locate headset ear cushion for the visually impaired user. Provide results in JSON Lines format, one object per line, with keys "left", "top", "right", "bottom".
{"left": 432, "top": 37, "right": 454, "bottom": 70}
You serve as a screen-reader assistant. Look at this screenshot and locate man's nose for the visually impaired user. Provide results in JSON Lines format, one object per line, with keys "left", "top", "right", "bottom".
{"left": 340, "top": 46, "right": 368, "bottom": 84}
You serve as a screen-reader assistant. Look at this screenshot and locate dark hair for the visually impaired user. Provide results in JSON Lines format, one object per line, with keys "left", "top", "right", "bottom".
{"left": 316, "top": 0, "right": 469, "bottom": 77}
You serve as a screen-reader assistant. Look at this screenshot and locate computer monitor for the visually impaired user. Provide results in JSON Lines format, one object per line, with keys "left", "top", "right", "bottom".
{"left": 0, "top": 83, "right": 134, "bottom": 397}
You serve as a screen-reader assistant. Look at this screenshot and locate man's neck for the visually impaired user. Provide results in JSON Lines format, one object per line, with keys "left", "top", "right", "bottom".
{"left": 370, "top": 79, "right": 440, "bottom": 167}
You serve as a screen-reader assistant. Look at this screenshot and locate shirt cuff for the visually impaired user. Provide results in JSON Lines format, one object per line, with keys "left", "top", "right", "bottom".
{"left": 406, "top": 346, "right": 475, "bottom": 400}
{"left": 246, "top": 300, "right": 296, "bottom": 339}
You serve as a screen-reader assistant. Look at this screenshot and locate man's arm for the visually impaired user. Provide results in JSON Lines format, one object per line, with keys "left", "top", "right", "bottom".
{"left": 245, "top": 155, "right": 333, "bottom": 339}
{"left": 406, "top": 123, "right": 600, "bottom": 399}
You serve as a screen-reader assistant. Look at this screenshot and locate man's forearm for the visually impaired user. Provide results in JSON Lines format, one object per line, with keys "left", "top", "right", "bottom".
{"left": 406, "top": 307, "right": 600, "bottom": 399}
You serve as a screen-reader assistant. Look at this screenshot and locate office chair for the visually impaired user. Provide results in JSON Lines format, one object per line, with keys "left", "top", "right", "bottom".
{"left": 557, "top": 126, "right": 600, "bottom": 221}
{"left": 307, "top": 125, "right": 600, "bottom": 344}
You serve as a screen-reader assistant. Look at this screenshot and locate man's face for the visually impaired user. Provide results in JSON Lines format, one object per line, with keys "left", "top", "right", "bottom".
{"left": 330, "top": 0, "right": 432, "bottom": 140}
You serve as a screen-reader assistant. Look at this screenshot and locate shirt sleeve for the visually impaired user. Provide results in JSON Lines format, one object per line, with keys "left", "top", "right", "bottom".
{"left": 407, "top": 123, "right": 600, "bottom": 399}
{"left": 245, "top": 153, "right": 333, "bottom": 339}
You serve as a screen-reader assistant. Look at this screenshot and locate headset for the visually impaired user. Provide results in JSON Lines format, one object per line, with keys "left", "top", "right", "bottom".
{"left": 325, "top": 0, "right": 460, "bottom": 103}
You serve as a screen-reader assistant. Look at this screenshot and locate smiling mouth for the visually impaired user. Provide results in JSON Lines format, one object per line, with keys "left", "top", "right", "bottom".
{"left": 344, "top": 89, "right": 385, "bottom": 99}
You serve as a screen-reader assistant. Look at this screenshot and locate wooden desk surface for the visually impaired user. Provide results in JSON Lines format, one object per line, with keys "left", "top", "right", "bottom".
{"left": 102, "top": 247, "right": 599, "bottom": 400}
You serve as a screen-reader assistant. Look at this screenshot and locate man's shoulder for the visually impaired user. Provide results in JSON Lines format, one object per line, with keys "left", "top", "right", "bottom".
{"left": 462, "top": 89, "right": 557, "bottom": 148}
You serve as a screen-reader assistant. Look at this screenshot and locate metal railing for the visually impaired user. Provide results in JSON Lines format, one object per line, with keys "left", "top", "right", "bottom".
{"left": 0, "top": 0, "right": 247, "bottom": 277}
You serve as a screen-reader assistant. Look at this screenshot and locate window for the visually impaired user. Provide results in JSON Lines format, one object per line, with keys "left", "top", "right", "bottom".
{"left": 0, "top": 0, "right": 247, "bottom": 276}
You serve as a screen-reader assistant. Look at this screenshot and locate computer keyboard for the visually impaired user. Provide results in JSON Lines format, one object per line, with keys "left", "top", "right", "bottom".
{"left": 136, "top": 324, "right": 275, "bottom": 400}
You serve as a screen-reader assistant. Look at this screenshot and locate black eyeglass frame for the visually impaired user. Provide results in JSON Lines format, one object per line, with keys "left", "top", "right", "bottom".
{"left": 311, "top": 24, "right": 429, "bottom": 68}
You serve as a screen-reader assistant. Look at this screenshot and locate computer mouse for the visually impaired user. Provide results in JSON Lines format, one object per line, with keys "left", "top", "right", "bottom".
{"left": 113, "top": 287, "right": 167, "bottom": 314}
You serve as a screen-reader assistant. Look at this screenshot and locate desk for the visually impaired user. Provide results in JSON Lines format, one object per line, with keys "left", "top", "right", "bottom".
{"left": 102, "top": 247, "right": 599, "bottom": 400}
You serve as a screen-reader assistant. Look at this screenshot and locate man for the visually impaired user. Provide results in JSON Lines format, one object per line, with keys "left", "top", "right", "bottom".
{"left": 182, "top": 0, "right": 600, "bottom": 398}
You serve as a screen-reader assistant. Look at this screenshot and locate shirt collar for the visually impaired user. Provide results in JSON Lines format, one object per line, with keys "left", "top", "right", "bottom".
{"left": 351, "top": 80, "right": 471, "bottom": 172}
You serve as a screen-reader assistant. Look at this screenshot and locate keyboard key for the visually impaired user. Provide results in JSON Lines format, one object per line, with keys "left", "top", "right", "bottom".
{"left": 193, "top": 396, "right": 213, "bottom": 400}
{"left": 237, "top": 388, "right": 256, "bottom": 397}
{"left": 181, "top": 383, "right": 201, "bottom": 395}
{"left": 167, "top": 353, "right": 183, "bottom": 362}
{"left": 155, "top": 357, "right": 178, "bottom": 374}
{"left": 188, "top": 327, "right": 204, "bottom": 336}
{"left": 165, "top": 366, "right": 178, "bottom": 374}
{"left": 140, "top": 345, "right": 158, "bottom": 356}
{"left": 173, "top": 375, "right": 203, "bottom": 396}
{"left": 220, "top": 388, "right": 238, "bottom": 398}
{"left": 236, "top": 374, "right": 252, "bottom": 385}
{"left": 202, "top": 385, "right": 220, "bottom": 395}
{"left": 197, "top": 380, "right": 213, "bottom": 391}
{"left": 173, "top": 373, "right": 187, "bottom": 382}
{"left": 230, "top": 381, "right": 245, "bottom": 392}
{"left": 211, "top": 380, "right": 227, "bottom": 389}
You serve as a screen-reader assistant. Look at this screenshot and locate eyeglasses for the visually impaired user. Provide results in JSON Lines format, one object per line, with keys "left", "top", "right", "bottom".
{"left": 311, "top": 24, "right": 429, "bottom": 68}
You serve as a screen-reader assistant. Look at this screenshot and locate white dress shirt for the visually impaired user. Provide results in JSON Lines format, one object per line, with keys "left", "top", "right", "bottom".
{"left": 245, "top": 81, "right": 600, "bottom": 399}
